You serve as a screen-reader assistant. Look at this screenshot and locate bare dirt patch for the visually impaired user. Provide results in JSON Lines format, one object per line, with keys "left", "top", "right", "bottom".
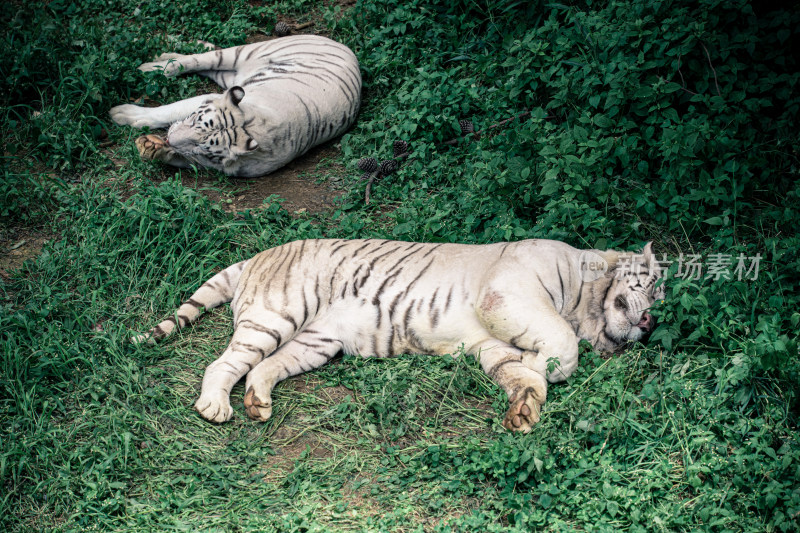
{"left": 170, "top": 141, "right": 347, "bottom": 214}
{"left": 104, "top": 127, "right": 350, "bottom": 213}
{"left": 247, "top": 0, "right": 356, "bottom": 41}
{"left": 0, "top": 227, "right": 51, "bottom": 280}
{"left": 261, "top": 382, "right": 353, "bottom": 480}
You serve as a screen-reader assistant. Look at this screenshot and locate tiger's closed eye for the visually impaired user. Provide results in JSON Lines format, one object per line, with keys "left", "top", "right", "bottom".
{"left": 615, "top": 295, "right": 628, "bottom": 310}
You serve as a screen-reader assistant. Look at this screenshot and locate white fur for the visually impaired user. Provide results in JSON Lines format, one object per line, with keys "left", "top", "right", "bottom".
{"left": 111, "top": 36, "right": 361, "bottom": 177}
{"left": 136, "top": 239, "right": 663, "bottom": 432}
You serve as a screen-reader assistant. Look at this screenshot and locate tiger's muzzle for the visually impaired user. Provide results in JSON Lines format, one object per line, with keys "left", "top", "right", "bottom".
{"left": 637, "top": 310, "right": 654, "bottom": 333}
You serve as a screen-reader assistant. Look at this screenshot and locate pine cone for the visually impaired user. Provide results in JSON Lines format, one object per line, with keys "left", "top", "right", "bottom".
{"left": 357, "top": 157, "right": 378, "bottom": 172}
{"left": 459, "top": 119, "right": 474, "bottom": 135}
{"left": 274, "top": 22, "right": 291, "bottom": 37}
{"left": 379, "top": 159, "right": 399, "bottom": 175}
{"left": 393, "top": 140, "right": 409, "bottom": 157}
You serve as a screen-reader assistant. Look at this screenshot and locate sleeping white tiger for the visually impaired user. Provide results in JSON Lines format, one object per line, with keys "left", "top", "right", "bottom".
{"left": 109, "top": 35, "right": 361, "bottom": 177}
{"left": 133, "top": 239, "right": 664, "bottom": 432}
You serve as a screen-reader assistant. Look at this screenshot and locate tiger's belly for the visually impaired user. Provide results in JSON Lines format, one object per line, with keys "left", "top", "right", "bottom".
{"left": 315, "top": 297, "right": 488, "bottom": 359}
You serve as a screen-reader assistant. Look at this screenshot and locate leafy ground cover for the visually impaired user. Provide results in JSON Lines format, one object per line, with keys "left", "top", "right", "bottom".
{"left": 2, "top": 0, "right": 799, "bottom": 530}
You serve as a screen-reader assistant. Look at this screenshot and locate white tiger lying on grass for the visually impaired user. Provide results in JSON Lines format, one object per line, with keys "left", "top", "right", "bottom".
{"left": 110, "top": 35, "right": 361, "bottom": 177}
{"left": 133, "top": 239, "right": 664, "bottom": 432}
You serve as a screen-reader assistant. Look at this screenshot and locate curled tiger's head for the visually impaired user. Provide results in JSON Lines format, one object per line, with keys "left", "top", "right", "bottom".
{"left": 602, "top": 242, "right": 665, "bottom": 348}
{"left": 166, "top": 86, "right": 259, "bottom": 168}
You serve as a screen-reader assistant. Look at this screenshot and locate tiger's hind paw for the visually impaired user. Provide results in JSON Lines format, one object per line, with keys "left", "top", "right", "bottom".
{"left": 244, "top": 387, "right": 273, "bottom": 421}
{"left": 135, "top": 134, "right": 170, "bottom": 161}
{"left": 195, "top": 392, "right": 234, "bottom": 423}
{"left": 503, "top": 388, "right": 543, "bottom": 433}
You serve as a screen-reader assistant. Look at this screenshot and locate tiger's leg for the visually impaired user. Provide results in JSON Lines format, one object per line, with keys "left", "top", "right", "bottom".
{"left": 476, "top": 291, "right": 582, "bottom": 431}
{"left": 469, "top": 338, "right": 548, "bottom": 433}
{"left": 145, "top": 52, "right": 235, "bottom": 88}
{"left": 153, "top": 52, "right": 185, "bottom": 62}
{"left": 194, "top": 322, "right": 290, "bottom": 423}
{"left": 243, "top": 329, "right": 344, "bottom": 421}
{"left": 492, "top": 311, "right": 580, "bottom": 384}
{"left": 477, "top": 286, "right": 581, "bottom": 383}
{"left": 137, "top": 46, "right": 246, "bottom": 78}
{"left": 110, "top": 94, "right": 220, "bottom": 129}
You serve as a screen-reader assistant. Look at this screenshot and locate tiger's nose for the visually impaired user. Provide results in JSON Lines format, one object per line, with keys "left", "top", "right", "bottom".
{"left": 637, "top": 311, "right": 653, "bottom": 332}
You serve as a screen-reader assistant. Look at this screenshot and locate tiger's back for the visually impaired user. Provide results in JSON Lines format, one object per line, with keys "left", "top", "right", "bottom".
{"left": 232, "top": 239, "right": 504, "bottom": 359}
{"left": 217, "top": 36, "right": 362, "bottom": 174}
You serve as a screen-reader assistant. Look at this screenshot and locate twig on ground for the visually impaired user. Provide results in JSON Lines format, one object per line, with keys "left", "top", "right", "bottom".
{"left": 700, "top": 42, "right": 721, "bottom": 96}
{"left": 358, "top": 109, "right": 548, "bottom": 204}
{"left": 364, "top": 171, "right": 378, "bottom": 205}
{"left": 675, "top": 68, "right": 699, "bottom": 96}
{"left": 275, "top": 21, "right": 315, "bottom": 37}
{"left": 441, "top": 110, "right": 538, "bottom": 146}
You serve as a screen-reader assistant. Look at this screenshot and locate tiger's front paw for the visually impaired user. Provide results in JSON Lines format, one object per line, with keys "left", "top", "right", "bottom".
{"left": 138, "top": 59, "right": 184, "bottom": 77}
{"left": 243, "top": 387, "right": 273, "bottom": 421}
{"left": 503, "top": 388, "right": 543, "bottom": 433}
{"left": 195, "top": 391, "right": 234, "bottom": 423}
{"left": 503, "top": 376, "right": 547, "bottom": 433}
{"left": 135, "top": 134, "right": 169, "bottom": 161}
{"left": 130, "top": 330, "right": 156, "bottom": 345}
{"left": 110, "top": 104, "right": 156, "bottom": 128}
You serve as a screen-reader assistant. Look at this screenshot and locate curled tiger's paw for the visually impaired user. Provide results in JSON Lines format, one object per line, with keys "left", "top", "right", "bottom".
{"left": 503, "top": 387, "right": 544, "bottom": 433}
{"left": 130, "top": 331, "right": 156, "bottom": 345}
{"left": 110, "top": 104, "right": 155, "bottom": 128}
{"left": 195, "top": 392, "right": 234, "bottom": 423}
{"left": 153, "top": 52, "right": 186, "bottom": 62}
{"left": 137, "top": 60, "right": 182, "bottom": 76}
{"left": 243, "top": 387, "right": 273, "bottom": 421}
{"left": 135, "top": 134, "right": 169, "bottom": 160}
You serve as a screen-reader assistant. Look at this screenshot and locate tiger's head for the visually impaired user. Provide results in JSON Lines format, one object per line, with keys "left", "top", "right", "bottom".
{"left": 600, "top": 242, "right": 665, "bottom": 349}
{"left": 166, "top": 86, "right": 259, "bottom": 169}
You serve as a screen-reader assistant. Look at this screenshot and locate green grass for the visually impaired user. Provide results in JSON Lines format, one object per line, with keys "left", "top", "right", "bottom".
{"left": 2, "top": 0, "right": 800, "bottom": 530}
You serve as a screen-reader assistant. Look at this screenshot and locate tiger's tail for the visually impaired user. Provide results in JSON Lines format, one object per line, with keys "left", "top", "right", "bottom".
{"left": 132, "top": 260, "right": 249, "bottom": 344}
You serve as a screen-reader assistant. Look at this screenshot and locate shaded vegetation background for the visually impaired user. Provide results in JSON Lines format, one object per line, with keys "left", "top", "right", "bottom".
{"left": 2, "top": 0, "right": 799, "bottom": 530}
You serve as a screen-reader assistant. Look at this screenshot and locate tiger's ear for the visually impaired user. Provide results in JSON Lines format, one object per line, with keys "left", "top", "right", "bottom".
{"left": 641, "top": 241, "right": 665, "bottom": 296}
{"left": 225, "top": 86, "right": 245, "bottom": 107}
{"left": 642, "top": 241, "right": 656, "bottom": 270}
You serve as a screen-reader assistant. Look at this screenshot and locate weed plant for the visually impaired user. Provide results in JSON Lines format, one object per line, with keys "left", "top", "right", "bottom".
{"left": 1, "top": 0, "right": 799, "bottom": 530}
